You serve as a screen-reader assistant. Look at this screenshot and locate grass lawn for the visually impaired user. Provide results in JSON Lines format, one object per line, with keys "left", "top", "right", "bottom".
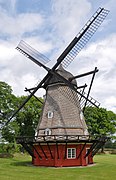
{"left": 0, "top": 153, "right": 116, "bottom": 180}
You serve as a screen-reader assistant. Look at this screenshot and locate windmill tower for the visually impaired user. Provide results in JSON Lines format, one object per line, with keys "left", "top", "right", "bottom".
{"left": 6, "top": 7, "right": 109, "bottom": 167}
{"left": 37, "top": 64, "right": 89, "bottom": 137}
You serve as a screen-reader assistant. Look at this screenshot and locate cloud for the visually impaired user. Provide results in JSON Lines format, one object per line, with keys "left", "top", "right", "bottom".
{"left": 51, "top": 0, "right": 91, "bottom": 39}
{"left": 105, "top": 96, "right": 116, "bottom": 113}
{"left": 69, "top": 33, "right": 116, "bottom": 112}
{"left": 48, "top": 0, "right": 92, "bottom": 58}
{"left": 0, "top": 37, "right": 52, "bottom": 95}
{"left": 0, "top": 0, "right": 116, "bottom": 113}
{"left": 0, "top": 0, "right": 16, "bottom": 13}
{"left": 0, "top": 1, "right": 53, "bottom": 96}
{"left": 0, "top": 11, "right": 43, "bottom": 37}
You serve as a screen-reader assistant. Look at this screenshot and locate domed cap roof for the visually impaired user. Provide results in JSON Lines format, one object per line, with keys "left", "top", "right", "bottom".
{"left": 45, "top": 64, "right": 77, "bottom": 87}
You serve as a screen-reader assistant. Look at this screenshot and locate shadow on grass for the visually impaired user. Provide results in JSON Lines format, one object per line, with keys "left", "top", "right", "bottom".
{"left": 10, "top": 160, "right": 32, "bottom": 167}
{"left": 0, "top": 153, "right": 13, "bottom": 158}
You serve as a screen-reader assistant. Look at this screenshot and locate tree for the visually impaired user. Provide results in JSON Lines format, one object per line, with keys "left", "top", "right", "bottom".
{"left": 0, "top": 81, "right": 17, "bottom": 123}
{"left": 16, "top": 95, "right": 43, "bottom": 136}
{"left": 84, "top": 107, "right": 116, "bottom": 137}
{"left": 0, "top": 81, "right": 17, "bottom": 143}
{"left": 105, "top": 139, "right": 116, "bottom": 149}
{"left": 0, "top": 81, "right": 43, "bottom": 143}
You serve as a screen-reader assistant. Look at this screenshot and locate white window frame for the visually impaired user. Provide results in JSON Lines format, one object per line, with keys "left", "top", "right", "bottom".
{"left": 80, "top": 111, "right": 84, "bottom": 120}
{"left": 48, "top": 111, "right": 53, "bottom": 118}
{"left": 44, "top": 128, "right": 51, "bottom": 135}
{"left": 86, "top": 148, "right": 90, "bottom": 164}
{"left": 67, "top": 148, "right": 76, "bottom": 159}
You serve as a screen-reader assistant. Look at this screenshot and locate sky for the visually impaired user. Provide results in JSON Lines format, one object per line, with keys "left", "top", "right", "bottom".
{"left": 0, "top": 0, "right": 116, "bottom": 113}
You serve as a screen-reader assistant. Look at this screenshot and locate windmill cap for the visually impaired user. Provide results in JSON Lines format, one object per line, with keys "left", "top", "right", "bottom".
{"left": 45, "top": 64, "right": 77, "bottom": 87}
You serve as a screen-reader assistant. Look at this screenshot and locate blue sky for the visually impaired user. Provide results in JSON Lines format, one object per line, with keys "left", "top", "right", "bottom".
{"left": 0, "top": 0, "right": 116, "bottom": 113}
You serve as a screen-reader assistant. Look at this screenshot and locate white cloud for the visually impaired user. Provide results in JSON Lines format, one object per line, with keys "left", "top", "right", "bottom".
{"left": 50, "top": 0, "right": 92, "bottom": 53}
{"left": 0, "top": 0, "right": 17, "bottom": 12}
{"left": 76, "top": 34, "right": 116, "bottom": 71}
{"left": 69, "top": 34, "right": 116, "bottom": 112}
{"left": 0, "top": 38, "right": 52, "bottom": 95}
{"left": 0, "top": 43, "right": 16, "bottom": 64}
{"left": 51, "top": 0, "right": 91, "bottom": 36}
{"left": 105, "top": 96, "right": 116, "bottom": 113}
{"left": 0, "top": 0, "right": 116, "bottom": 113}
{"left": 0, "top": 2, "right": 52, "bottom": 96}
{"left": 0, "top": 11, "right": 43, "bottom": 36}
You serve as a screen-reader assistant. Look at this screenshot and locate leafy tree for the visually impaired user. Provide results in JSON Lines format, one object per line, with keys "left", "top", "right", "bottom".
{"left": 84, "top": 107, "right": 116, "bottom": 137}
{"left": 105, "top": 139, "right": 116, "bottom": 149}
{"left": 0, "top": 81, "right": 18, "bottom": 143}
{"left": 0, "top": 81, "right": 17, "bottom": 124}
{"left": 16, "top": 95, "right": 43, "bottom": 136}
{"left": 0, "top": 81, "right": 43, "bottom": 143}
{"left": 1, "top": 81, "right": 116, "bottom": 147}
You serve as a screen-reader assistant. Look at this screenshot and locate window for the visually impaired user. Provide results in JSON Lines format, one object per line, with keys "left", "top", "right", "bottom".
{"left": 48, "top": 111, "right": 53, "bottom": 118}
{"left": 35, "top": 131, "right": 38, "bottom": 137}
{"left": 84, "top": 129, "right": 89, "bottom": 135}
{"left": 67, "top": 148, "right": 76, "bottom": 159}
{"left": 44, "top": 128, "right": 51, "bottom": 135}
{"left": 80, "top": 111, "right": 84, "bottom": 120}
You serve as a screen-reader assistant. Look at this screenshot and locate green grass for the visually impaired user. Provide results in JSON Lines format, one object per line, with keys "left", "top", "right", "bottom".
{"left": 0, "top": 154, "right": 116, "bottom": 180}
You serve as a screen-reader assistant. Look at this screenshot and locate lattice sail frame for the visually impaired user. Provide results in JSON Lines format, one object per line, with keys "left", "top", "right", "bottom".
{"left": 61, "top": 7, "right": 109, "bottom": 68}
{"left": 16, "top": 40, "right": 51, "bottom": 65}
{"left": 57, "top": 85, "right": 100, "bottom": 110}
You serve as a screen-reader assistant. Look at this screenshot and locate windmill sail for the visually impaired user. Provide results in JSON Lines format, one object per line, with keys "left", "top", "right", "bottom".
{"left": 79, "top": 90, "right": 100, "bottom": 109}
{"left": 16, "top": 40, "right": 51, "bottom": 65}
{"left": 61, "top": 7, "right": 109, "bottom": 68}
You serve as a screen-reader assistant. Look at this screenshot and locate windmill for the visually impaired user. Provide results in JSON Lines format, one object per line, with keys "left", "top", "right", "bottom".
{"left": 7, "top": 7, "right": 109, "bottom": 167}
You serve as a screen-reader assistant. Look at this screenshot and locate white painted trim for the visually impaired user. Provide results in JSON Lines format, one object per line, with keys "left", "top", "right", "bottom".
{"left": 48, "top": 111, "right": 53, "bottom": 118}
{"left": 67, "top": 148, "right": 76, "bottom": 159}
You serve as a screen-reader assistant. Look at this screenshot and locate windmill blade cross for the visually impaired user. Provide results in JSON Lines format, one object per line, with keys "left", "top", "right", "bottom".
{"left": 6, "top": 65, "right": 98, "bottom": 125}
{"left": 6, "top": 7, "right": 108, "bottom": 125}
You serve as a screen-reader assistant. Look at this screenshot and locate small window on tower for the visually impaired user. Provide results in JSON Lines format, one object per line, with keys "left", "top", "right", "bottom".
{"left": 48, "top": 111, "right": 53, "bottom": 118}
{"left": 44, "top": 128, "right": 51, "bottom": 135}
{"left": 67, "top": 148, "right": 76, "bottom": 159}
{"left": 80, "top": 111, "right": 84, "bottom": 120}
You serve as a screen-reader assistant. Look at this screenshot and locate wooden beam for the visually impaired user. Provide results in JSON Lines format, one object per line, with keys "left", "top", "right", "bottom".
{"left": 39, "top": 143, "right": 48, "bottom": 159}
{"left": 31, "top": 144, "right": 42, "bottom": 159}
{"left": 77, "top": 143, "right": 86, "bottom": 159}
{"left": 84, "top": 142, "right": 97, "bottom": 158}
{"left": 47, "top": 143, "right": 54, "bottom": 159}
{"left": 56, "top": 142, "right": 60, "bottom": 159}
{"left": 21, "top": 143, "right": 35, "bottom": 158}
{"left": 64, "top": 142, "right": 67, "bottom": 159}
